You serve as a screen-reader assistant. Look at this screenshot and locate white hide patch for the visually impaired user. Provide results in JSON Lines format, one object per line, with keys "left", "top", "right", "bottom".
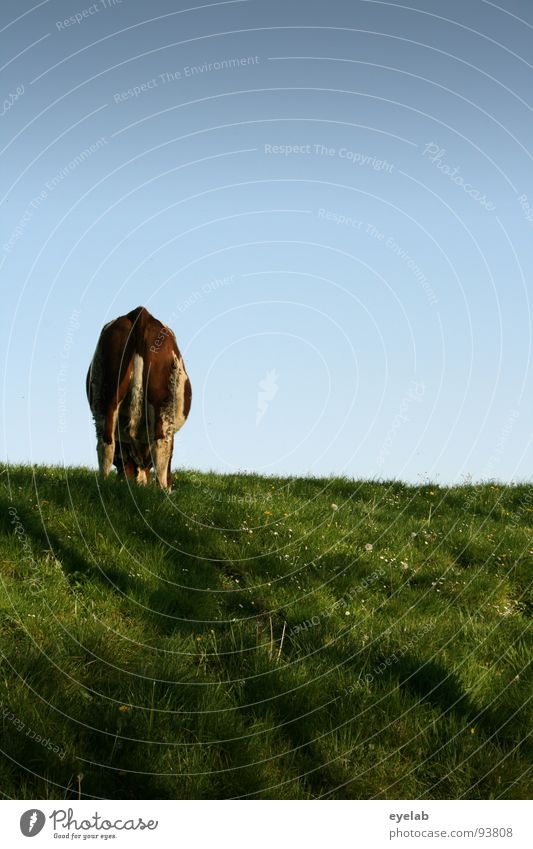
{"left": 174, "top": 356, "right": 189, "bottom": 432}
{"left": 127, "top": 352, "right": 144, "bottom": 440}
{"left": 158, "top": 353, "right": 189, "bottom": 438}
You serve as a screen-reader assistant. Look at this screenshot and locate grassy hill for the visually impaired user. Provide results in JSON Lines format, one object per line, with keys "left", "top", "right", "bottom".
{"left": 0, "top": 465, "right": 531, "bottom": 799}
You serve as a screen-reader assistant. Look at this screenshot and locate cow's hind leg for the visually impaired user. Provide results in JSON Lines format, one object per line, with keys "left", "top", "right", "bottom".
{"left": 97, "top": 405, "right": 118, "bottom": 479}
{"left": 97, "top": 437, "right": 115, "bottom": 478}
{"left": 153, "top": 437, "right": 173, "bottom": 490}
{"left": 166, "top": 437, "right": 175, "bottom": 490}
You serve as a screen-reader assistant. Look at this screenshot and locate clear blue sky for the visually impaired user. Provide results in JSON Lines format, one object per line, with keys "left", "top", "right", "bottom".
{"left": 1, "top": 0, "right": 532, "bottom": 483}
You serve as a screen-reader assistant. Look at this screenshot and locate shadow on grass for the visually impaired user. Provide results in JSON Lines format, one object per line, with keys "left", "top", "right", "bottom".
{"left": 0, "top": 487, "right": 134, "bottom": 597}
{"left": 388, "top": 654, "right": 528, "bottom": 749}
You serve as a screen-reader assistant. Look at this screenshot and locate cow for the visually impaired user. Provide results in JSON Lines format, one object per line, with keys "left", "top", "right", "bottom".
{"left": 86, "top": 306, "right": 191, "bottom": 490}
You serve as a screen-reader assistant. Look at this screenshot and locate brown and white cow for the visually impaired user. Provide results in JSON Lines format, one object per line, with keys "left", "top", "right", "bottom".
{"left": 86, "top": 306, "right": 191, "bottom": 490}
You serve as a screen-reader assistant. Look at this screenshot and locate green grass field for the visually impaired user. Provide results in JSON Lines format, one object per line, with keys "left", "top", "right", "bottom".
{"left": 0, "top": 465, "right": 531, "bottom": 799}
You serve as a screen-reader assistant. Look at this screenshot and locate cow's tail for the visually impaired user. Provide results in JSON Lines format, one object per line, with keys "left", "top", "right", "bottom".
{"left": 128, "top": 351, "right": 144, "bottom": 440}
{"left": 124, "top": 306, "right": 150, "bottom": 439}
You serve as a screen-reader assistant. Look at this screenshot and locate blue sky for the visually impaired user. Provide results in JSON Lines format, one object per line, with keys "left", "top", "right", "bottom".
{"left": 1, "top": 0, "right": 532, "bottom": 483}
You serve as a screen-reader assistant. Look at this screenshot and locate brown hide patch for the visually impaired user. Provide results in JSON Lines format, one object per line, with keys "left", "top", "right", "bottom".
{"left": 184, "top": 376, "right": 192, "bottom": 420}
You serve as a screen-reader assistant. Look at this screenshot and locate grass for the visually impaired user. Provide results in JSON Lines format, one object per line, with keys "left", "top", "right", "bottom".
{"left": 0, "top": 464, "right": 531, "bottom": 799}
